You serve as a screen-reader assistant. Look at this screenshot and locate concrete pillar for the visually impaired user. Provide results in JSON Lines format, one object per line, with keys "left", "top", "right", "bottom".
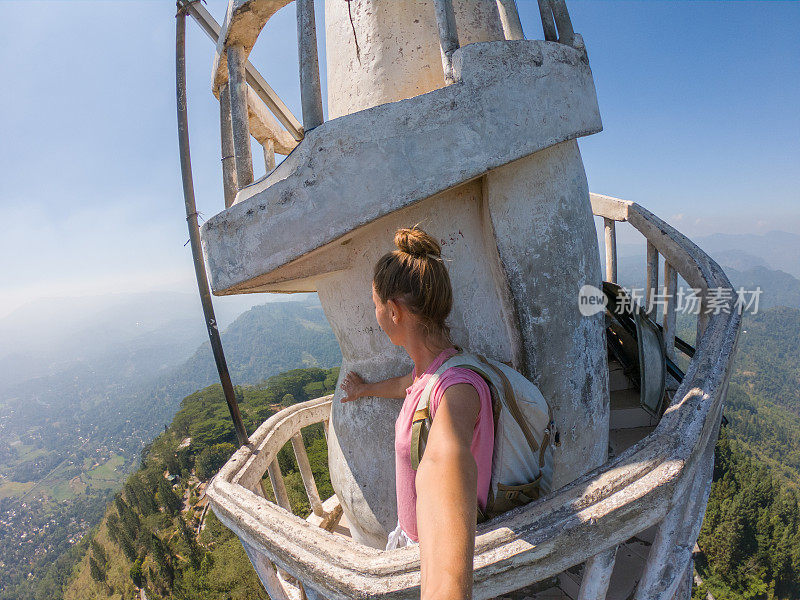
{"left": 324, "top": 0, "right": 504, "bottom": 118}
{"left": 320, "top": 0, "right": 607, "bottom": 547}
{"left": 484, "top": 140, "right": 609, "bottom": 488}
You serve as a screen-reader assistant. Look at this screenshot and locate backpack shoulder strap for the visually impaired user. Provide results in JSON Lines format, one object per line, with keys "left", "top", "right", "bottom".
{"left": 478, "top": 359, "right": 540, "bottom": 456}
{"left": 410, "top": 350, "right": 496, "bottom": 470}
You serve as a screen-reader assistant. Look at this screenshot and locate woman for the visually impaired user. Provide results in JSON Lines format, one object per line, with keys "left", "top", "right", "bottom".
{"left": 340, "top": 226, "right": 494, "bottom": 600}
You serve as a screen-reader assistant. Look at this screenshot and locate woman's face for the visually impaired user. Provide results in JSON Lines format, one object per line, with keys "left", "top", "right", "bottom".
{"left": 372, "top": 284, "right": 399, "bottom": 343}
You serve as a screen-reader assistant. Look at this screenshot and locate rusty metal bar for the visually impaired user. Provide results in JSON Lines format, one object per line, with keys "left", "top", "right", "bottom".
{"left": 227, "top": 44, "right": 254, "bottom": 188}
{"left": 537, "top": 0, "right": 557, "bottom": 41}
{"left": 433, "top": 0, "right": 460, "bottom": 84}
{"left": 219, "top": 82, "right": 238, "bottom": 208}
{"left": 297, "top": 0, "right": 324, "bottom": 130}
{"left": 550, "top": 0, "right": 575, "bottom": 45}
{"left": 175, "top": 2, "right": 249, "bottom": 446}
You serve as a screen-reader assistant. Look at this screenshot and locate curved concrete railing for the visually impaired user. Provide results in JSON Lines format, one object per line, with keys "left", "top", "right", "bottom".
{"left": 205, "top": 194, "right": 741, "bottom": 600}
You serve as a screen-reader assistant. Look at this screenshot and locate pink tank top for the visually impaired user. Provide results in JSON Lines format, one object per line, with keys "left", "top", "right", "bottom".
{"left": 394, "top": 346, "right": 494, "bottom": 542}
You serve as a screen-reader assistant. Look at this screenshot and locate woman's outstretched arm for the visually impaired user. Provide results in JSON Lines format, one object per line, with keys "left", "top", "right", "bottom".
{"left": 340, "top": 371, "right": 413, "bottom": 401}
{"left": 416, "top": 383, "right": 480, "bottom": 600}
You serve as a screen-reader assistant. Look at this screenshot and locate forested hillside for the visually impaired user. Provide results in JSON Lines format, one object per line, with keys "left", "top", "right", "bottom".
{"left": 167, "top": 302, "right": 341, "bottom": 390}
{"left": 692, "top": 305, "right": 800, "bottom": 600}
{"left": 64, "top": 367, "right": 338, "bottom": 600}
{"left": 0, "top": 299, "right": 340, "bottom": 600}
{"left": 16, "top": 271, "right": 800, "bottom": 600}
{"left": 695, "top": 431, "right": 800, "bottom": 600}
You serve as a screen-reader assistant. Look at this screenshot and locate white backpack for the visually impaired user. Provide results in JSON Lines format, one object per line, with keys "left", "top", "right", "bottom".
{"left": 410, "top": 346, "right": 559, "bottom": 521}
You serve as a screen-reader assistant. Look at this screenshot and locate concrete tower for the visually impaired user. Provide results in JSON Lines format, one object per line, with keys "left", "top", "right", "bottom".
{"left": 318, "top": 0, "right": 608, "bottom": 549}
{"left": 195, "top": 1, "right": 741, "bottom": 596}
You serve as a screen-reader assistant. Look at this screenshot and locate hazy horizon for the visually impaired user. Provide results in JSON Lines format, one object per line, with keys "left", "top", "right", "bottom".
{"left": 2, "top": 0, "right": 797, "bottom": 318}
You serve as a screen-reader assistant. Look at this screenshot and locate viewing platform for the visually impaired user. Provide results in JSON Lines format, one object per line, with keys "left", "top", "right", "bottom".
{"left": 204, "top": 193, "right": 740, "bottom": 600}
{"left": 179, "top": 0, "right": 742, "bottom": 597}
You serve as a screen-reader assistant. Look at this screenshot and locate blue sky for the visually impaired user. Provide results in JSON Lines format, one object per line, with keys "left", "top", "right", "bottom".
{"left": 1, "top": 0, "right": 797, "bottom": 317}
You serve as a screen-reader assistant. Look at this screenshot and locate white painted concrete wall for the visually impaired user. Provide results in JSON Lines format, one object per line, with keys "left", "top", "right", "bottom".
{"left": 317, "top": 0, "right": 608, "bottom": 548}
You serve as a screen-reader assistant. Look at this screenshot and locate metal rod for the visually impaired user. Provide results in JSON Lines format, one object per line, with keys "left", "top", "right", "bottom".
{"left": 219, "top": 82, "right": 238, "bottom": 208}
{"left": 549, "top": 0, "right": 575, "bottom": 45}
{"left": 227, "top": 44, "right": 255, "bottom": 189}
{"left": 646, "top": 241, "right": 659, "bottom": 319}
{"left": 433, "top": 0, "right": 460, "bottom": 84}
{"left": 537, "top": 0, "right": 557, "bottom": 42}
{"left": 179, "top": 0, "right": 303, "bottom": 140}
{"left": 176, "top": 3, "right": 249, "bottom": 447}
{"left": 496, "top": 0, "right": 524, "bottom": 40}
{"left": 604, "top": 217, "right": 617, "bottom": 284}
{"left": 297, "top": 0, "right": 324, "bottom": 131}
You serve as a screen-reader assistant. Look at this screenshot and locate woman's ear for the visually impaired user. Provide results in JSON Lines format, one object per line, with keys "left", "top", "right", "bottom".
{"left": 387, "top": 299, "right": 401, "bottom": 324}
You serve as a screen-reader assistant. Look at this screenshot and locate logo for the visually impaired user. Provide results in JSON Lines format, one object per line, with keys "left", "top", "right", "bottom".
{"left": 578, "top": 284, "right": 607, "bottom": 316}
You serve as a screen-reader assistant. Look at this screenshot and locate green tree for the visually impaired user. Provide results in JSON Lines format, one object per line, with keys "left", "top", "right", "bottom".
{"left": 106, "top": 512, "right": 121, "bottom": 544}
{"left": 130, "top": 557, "right": 144, "bottom": 588}
{"left": 114, "top": 494, "right": 140, "bottom": 541}
{"left": 90, "top": 539, "right": 107, "bottom": 569}
{"left": 177, "top": 516, "right": 202, "bottom": 569}
{"left": 157, "top": 478, "right": 182, "bottom": 516}
{"left": 148, "top": 533, "right": 174, "bottom": 589}
{"left": 118, "top": 531, "right": 137, "bottom": 562}
{"left": 195, "top": 443, "right": 236, "bottom": 480}
{"left": 125, "top": 474, "right": 157, "bottom": 516}
{"left": 88, "top": 555, "right": 106, "bottom": 584}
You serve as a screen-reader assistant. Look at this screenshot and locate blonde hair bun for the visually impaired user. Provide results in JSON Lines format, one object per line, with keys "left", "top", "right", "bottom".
{"left": 394, "top": 226, "right": 441, "bottom": 258}
{"left": 374, "top": 225, "right": 453, "bottom": 345}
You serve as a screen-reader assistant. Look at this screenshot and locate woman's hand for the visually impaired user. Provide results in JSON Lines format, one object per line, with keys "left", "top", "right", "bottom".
{"left": 341, "top": 371, "right": 367, "bottom": 402}
{"left": 340, "top": 371, "right": 413, "bottom": 402}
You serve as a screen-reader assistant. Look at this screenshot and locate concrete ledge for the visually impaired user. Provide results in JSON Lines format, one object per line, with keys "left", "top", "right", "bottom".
{"left": 201, "top": 38, "right": 602, "bottom": 294}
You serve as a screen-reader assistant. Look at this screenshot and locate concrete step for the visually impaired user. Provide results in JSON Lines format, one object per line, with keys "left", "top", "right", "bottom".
{"left": 608, "top": 426, "right": 656, "bottom": 459}
{"left": 556, "top": 527, "right": 658, "bottom": 600}
{"left": 610, "top": 388, "right": 659, "bottom": 429}
{"left": 608, "top": 359, "right": 633, "bottom": 392}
